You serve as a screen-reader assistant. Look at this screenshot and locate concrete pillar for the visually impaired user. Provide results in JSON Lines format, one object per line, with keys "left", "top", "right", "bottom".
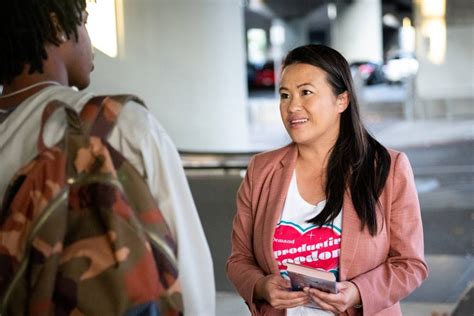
{"left": 413, "top": 0, "right": 474, "bottom": 119}
{"left": 89, "top": 0, "right": 249, "bottom": 151}
{"left": 330, "top": 0, "right": 383, "bottom": 63}
{"left": 269, "top": 18, "right": 309, "bottom": 96}
{"left": 281, "top": 19, "right": 309, "bottom": 54}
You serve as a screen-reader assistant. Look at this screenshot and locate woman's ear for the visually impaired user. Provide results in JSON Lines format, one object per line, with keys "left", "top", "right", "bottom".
{"left": 337, "top": 91, "right": 349, "bottom": 113}
{"left": 50, "top": 12, "right": 67, "bottom": 43}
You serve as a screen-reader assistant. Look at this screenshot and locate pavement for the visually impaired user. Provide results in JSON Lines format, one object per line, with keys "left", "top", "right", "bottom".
{"left": 366, "top": 119, "right": 474, "bottom": 149}
{"left": 215, "top": 294, "right": 457, "bottom": 316}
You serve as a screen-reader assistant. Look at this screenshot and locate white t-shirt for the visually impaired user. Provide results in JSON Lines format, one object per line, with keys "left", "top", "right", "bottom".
{"left": 273, "top": 170, "right": 342, "bottom": 316}
{"left": 0, "top": 85, "right": 215, "bottom": 315}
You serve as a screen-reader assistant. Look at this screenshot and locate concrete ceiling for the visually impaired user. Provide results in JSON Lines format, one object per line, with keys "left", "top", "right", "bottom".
{"left": 263, "top": 0, "right": 329, "bottom": 20}
{"left": 253, "top": 0, "right": 412, "bottom": 21}
{"left": 246, "top": 0, "right": 414, "bottom": 32}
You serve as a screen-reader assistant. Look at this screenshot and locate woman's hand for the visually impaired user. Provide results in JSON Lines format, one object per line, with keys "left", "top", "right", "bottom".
{"left": 254, "top": 275, "right": 310, "bottom": 310}
{"left": 304, "top": 281, "right": 361, "bottom": 313}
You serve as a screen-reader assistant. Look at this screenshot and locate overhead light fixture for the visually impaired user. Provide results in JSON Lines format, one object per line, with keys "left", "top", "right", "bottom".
{"left": 403, "top": 17, "right": 412, "bottom": 28}
{"left": 421, "top": 18, "right": 446, "bottom": 64}
{"left": 418, "top": 0, "right": 446, "bottom": 64}
{"left": 400, "top": 17, "right": 415, "bottom": 53}
{"left": 86, "top": 0, "right": 119, "bottom": 58}
{"left": 420, "top": 0, "right": 445, "bottom": 17}
{"left": 327, "top": 3, "right": 337, "bottom": 20}
{"left": 383, "top": 13, "right": 400, "bottom": 28}
{"left": 270, "top": 24, "right": 285, "bottom": 46}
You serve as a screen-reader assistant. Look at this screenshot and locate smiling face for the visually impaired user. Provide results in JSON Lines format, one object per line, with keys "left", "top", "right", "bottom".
{"left": 279, "top": 63, "right": 349, "bottom": 149}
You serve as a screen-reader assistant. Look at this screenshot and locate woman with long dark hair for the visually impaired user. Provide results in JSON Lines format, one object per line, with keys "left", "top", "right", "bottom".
{"left": 227, "top": 44, "right": 427, "bottom": 315}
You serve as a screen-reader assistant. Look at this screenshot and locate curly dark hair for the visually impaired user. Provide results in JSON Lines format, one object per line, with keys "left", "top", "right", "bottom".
{"left": 0, "top": 0, "right": 87, "bottom": 84}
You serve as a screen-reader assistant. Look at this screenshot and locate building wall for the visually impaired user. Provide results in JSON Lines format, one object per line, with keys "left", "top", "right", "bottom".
{"left": 89, "top": 0, "right": 250, "bottom": 151}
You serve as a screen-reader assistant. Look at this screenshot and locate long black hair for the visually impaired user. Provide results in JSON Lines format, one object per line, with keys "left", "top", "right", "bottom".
{"left": 283, "top": 44, "right": 391, "bottom": 236}
{"left": 0, "top": 0, "right": 87, "bottom": 84}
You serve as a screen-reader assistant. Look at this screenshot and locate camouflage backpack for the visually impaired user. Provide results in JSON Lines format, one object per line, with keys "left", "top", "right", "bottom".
{"left": 0, "top": 95, "right": 183, "bottom": 315}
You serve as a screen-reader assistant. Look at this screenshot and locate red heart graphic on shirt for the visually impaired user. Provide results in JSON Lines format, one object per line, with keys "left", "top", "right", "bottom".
{"left": 273, "top": 223, "right": 341, "bottom": 272}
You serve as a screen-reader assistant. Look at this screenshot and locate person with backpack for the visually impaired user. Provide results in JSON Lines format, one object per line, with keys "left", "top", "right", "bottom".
{"left": 0, "top": 1, "right": 215, "bottom": 315}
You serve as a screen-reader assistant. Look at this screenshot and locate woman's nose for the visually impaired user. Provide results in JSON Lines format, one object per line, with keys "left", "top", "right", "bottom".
{"left": 288, "top": 97, "right": 302, "bottom": 112}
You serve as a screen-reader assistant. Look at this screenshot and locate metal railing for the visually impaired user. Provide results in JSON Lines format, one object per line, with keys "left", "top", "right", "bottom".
{"left": 179, "top": 150, "right": 259, "bottom": 170}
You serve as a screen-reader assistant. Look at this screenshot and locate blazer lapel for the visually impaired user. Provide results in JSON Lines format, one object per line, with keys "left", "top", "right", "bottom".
{"left": 339, "top": 191, "right": 361, "bottom": 280}
{"left": 261, "top": 144, "right": 298, "bottom": 274}
{"left": 259, "top": 144, "right": 362, "bottom": 279}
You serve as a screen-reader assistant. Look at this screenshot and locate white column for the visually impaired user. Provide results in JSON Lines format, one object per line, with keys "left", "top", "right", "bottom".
{"left": 281, "top": 19, "right": 309, "bottom": 54}
{"left": 89, "top": 0, "right": 250, "bottom": 152}
{"left": 413, "top": 0, "right": 474, "bottom": 119}
{"left": 269, "top": 18, "right": 309, "bottom": 96}
{"left": 330, "top": 0, "right": 383, "bottom": 63}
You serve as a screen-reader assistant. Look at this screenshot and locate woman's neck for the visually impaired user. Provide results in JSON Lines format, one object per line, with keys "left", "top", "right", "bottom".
{"left": 296, "top": 136, "right": 337, "bottom": 166}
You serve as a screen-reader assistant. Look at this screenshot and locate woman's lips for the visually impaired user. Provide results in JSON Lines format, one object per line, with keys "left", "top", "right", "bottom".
{"left": 289, "top": 118, "right": 308, "bottom": 127}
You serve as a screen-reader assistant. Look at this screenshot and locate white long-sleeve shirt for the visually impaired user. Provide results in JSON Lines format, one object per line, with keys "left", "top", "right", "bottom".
{"left": 0, "top": 85, "right": 216, "bottom": 315}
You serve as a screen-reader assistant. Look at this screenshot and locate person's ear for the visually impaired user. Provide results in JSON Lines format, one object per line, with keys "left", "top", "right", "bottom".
{"left": 337, "top": 91, "right": 349, "bottom": 113}
{"left": 50, "top": 12, "right": 67, "bottom": 43}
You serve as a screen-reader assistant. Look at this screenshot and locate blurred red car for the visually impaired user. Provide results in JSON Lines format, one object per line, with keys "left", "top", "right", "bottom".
{"left": 253, "top": 61, "right": 276, "bottom": 88}
{"left": 350, "top": 61, "right": 386, "bottom": 85}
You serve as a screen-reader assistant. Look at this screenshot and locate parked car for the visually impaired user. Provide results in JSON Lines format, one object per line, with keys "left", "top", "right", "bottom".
{"left": 253, "top": 61, "right": 276, "bottom": 88}
{"left": 383, "top": 52, "right": 418, "bottom": 84}
{"left": 350, "top": 61, "right": 386, "bottom": 85}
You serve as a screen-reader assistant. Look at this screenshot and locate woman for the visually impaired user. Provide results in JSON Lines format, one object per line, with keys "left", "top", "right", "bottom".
{"left": 226, "top": 44, "right": 428, "bottom": 315}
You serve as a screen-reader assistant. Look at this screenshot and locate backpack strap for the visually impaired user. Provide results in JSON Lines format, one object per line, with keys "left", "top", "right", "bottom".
{"left": 37, "top": 94, "right": 145, "bottom": 153}
{"left": 80, "top": 94, "right": 145, "bottom": 139}
{"left": 37, "top": 100, "right": 84, "bottom": 152}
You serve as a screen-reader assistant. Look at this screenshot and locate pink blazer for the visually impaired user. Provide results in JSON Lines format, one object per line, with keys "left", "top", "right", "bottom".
{"left": 227, "top": 144, "right": 428, "bottom": 315}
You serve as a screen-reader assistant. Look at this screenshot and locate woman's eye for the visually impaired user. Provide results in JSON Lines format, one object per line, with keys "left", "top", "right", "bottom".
{"left": 280, "top": 93, "right": 290, "bottom": 100}
{"left": 302, "top": 90, "right": 312, "bottom": 96}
